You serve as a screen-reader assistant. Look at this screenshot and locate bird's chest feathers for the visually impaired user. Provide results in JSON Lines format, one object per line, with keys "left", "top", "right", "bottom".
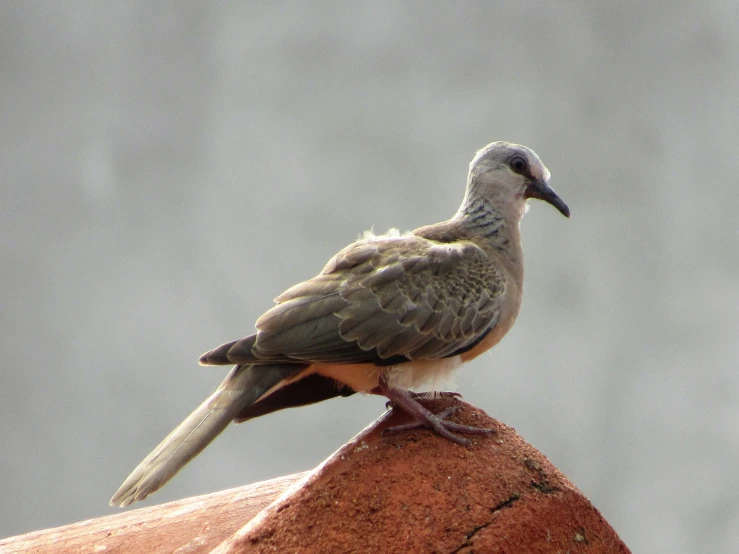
{"left": 386, "top": 355, "right": 462, "bottom": 391}
{"left": 311, "top": 355, "right": 462, "bottom": 394}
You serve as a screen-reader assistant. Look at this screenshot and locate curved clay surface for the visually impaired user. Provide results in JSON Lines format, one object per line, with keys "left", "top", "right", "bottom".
{"left": 215, "top": 398, "right": 630, "bottom": 554}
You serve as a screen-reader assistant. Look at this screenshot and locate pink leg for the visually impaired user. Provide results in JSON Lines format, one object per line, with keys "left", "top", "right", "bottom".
{"left": 384, "top": 390, "right": 461, "bottom": 410}
{"left": 378, "top": 378, "right": 495, "bottom": 446}
{"left": 411, "top": 391, "right": 461, "bottom": 399}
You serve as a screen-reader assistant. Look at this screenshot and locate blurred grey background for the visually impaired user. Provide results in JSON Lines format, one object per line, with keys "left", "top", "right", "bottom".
{"left": 1, "top": 2, "right": 737, "bottom": 552}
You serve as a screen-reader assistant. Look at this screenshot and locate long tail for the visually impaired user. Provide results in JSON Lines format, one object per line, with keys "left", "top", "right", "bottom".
{"left": 110, "top": 364, "right": 303, "bottom": 507}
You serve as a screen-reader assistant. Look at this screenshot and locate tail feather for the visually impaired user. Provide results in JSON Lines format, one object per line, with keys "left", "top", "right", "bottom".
{"left": 110, "top": 364, "right": 304, "bottom": 507}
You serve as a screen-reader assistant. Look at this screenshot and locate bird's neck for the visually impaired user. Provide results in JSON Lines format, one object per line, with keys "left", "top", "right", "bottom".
{"left": 452, "top": 195, "right": 525, "bottom": 269}
{"left": 414, "top": 195, "right": 525, "bottom": 273}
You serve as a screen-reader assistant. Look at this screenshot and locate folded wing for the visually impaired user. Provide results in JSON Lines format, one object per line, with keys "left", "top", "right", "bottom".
{"left": 200, "top": 234, "right": 506, "bottom": 368}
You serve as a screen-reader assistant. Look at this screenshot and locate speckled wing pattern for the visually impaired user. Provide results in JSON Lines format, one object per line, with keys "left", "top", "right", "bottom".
{"left": 202, "top": 233, "right": 505, "bottom": 367}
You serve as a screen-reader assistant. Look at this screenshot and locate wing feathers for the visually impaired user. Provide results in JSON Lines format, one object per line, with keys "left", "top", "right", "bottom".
{"left": 199, "top": 339, "right": 240, "bottom": 365}
{"left": 376, "top": 325, "right": 435, "bottom": 358}
{"left": 256, "top": 294, "right": 347, "bottom": 332}
{"left": 359, "top": 263, "right": 406, "bottom": 289}
{"left": 274, "top": 274, "right": 342, "bottom": 303}
{"left": 202, "top": 235, "right": 505, "bottom": 369}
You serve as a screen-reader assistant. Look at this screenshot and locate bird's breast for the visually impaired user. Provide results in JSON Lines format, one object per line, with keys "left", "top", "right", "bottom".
{"left": 459, "top": 280, "right": 522, "bottom": 363}
{"left": 311, "top": 356, "right": 463, "bottom": 394}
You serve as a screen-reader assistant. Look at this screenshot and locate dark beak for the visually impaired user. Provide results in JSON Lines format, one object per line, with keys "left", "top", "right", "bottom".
{"left": 525, "top": 180, "right": 570, "bottom": 218}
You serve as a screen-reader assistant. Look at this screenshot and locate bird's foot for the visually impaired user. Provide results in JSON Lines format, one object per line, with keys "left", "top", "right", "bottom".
{"left": 379, "top": 381, "right": 495, "bottom": 446}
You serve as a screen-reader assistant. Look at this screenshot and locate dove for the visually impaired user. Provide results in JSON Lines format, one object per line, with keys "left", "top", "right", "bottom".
{"left": 110, "top": 141, "right": 569, "bottom": 507}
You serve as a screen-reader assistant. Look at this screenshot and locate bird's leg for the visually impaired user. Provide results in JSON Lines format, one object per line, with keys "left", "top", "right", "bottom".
{"left": 377, "top": 378, "right": 495, "bottom": 446}
{"left": 384, "top": 390, "right": 460, "bottom": 410}
{"left": 411, "top": 391, "right": 461, "bottom": 400}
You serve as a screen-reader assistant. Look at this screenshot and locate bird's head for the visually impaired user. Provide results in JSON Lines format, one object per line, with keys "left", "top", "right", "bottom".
{"left": 466, "top": 141, "right": 570, "bottom": 219}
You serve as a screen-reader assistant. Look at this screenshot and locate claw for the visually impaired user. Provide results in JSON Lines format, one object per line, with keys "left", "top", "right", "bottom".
{"left": 383, "top": 406, "right": 459, "bottom": 435}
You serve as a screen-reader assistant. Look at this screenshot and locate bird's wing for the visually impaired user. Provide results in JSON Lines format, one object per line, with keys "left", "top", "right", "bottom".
{"left": 200, "top": 233, "right": 506, "bottom": 366}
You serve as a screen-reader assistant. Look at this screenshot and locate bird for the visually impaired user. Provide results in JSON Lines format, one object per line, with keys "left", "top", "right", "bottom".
{"left": 110, "top": 141, "right": 569, "bottom": 507}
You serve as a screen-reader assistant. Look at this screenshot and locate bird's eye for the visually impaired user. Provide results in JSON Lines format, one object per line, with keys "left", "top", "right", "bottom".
{"left": 509, "top": 155, "right": 528, "bottom": 174}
